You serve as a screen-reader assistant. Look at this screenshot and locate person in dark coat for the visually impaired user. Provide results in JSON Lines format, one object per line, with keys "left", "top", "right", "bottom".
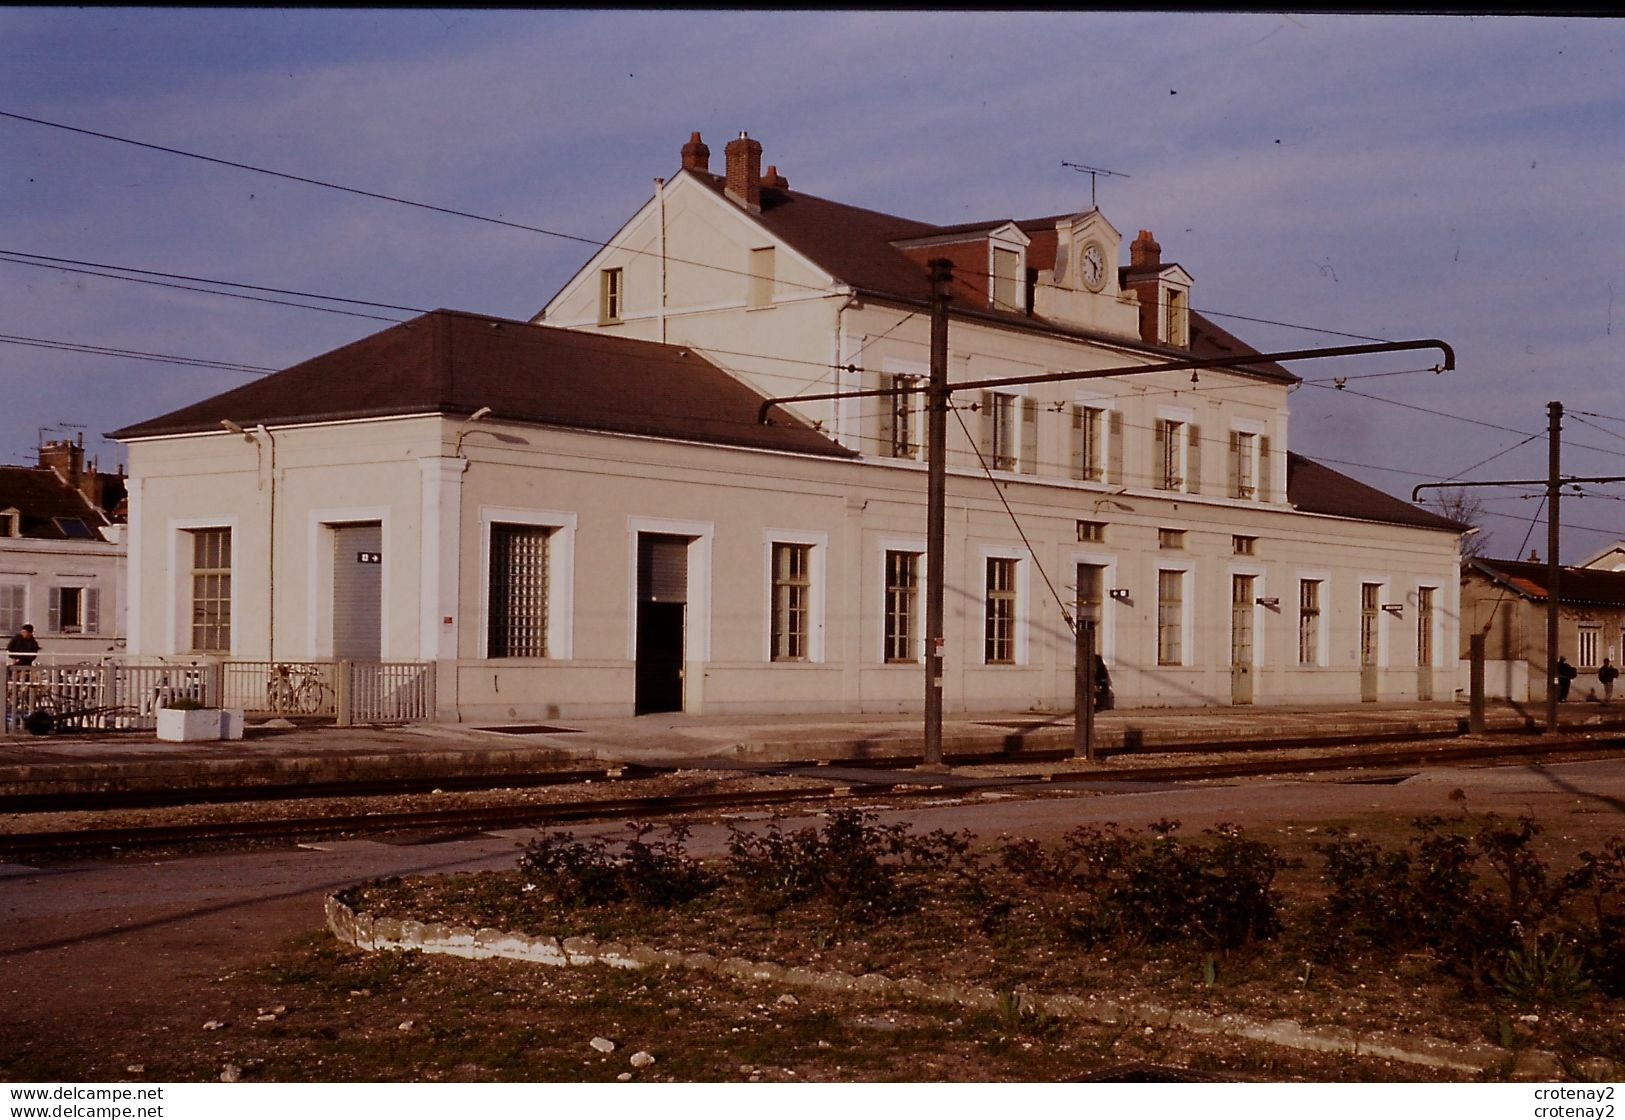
{"left": 1093, "top": 654, "right": 1113, "bottom": 711}
{"left": 6, "top": 624, "right": 39, "bottom": 666}
{"left": 1599, "top": 658, "right": 1618, "bottom": 704}
{"left": 1556, "top": 656, "right": 1577, "bottom": 702}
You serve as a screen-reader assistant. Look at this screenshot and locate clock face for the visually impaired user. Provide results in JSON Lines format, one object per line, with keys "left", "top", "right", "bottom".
{"left": 1081, "top": 241, "right": 1106, "bottom": 292}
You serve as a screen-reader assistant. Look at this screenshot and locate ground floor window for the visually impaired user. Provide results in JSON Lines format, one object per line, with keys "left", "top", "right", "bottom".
{"left": 189, "top": 527, "right": 231, "bottom": 653}
{"left": 1298, "top": 579, "right": 1321, "bottom": 665}
{"left": 985, "top": 557, "right": 1018, "bottom": 664}
{"left": 771, "top": 542, "right": 812, "bottom": 662}
{"left": 488, "top": 523, "right": 551, "bottom": 658}
{"left": 1157, "top": 569, "right": 1184, "bottom": 666}
{"left": 884, "top": 550, "right": 919, "bottom": 662}
{"left": 1578, "top": 624, "right": 1601, "bottom": 669}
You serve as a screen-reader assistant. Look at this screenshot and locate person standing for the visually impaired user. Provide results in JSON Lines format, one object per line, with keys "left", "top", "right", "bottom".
{"left": 1599, "top": 657, "right": 1619, "bottom": 704}
{"left": 1556, "top": 655, "right": 1577, "bottom": 702}
{"left": 6, "top": 623, "right": 39, "bottom": 666}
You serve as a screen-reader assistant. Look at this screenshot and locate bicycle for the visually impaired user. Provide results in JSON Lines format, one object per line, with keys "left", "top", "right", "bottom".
{"left": 265, "top": 663, "right": 333, "bottom": 715}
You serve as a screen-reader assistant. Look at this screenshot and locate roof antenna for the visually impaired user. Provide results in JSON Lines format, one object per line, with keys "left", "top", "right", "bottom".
{"left": 1061, "top": 162, "right": 1132, "bottom": 209}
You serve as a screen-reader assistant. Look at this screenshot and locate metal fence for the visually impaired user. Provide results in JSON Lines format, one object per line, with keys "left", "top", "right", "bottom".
{"left": 343, "top": 660, "right": 436, "bottom": 725}
{"left": 2, "top": 659, "right": 213, "bottom": 734}
{"left": 3, "top": 656, "right": 435, "bottom": 733}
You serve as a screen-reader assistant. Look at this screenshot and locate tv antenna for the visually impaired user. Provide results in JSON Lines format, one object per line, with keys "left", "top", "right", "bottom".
{"left": 1061, "top": 161, "right": 1132, "bottom": 209}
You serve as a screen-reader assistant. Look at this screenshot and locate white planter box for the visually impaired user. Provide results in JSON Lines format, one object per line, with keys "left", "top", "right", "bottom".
{"left": 157, "top": 707, "right": 224, "bottom": 742}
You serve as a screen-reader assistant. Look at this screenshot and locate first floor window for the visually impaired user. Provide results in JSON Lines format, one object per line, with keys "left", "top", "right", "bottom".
{"left": 986, "top": 392, "right": 1018, "bottom": 471}
{"left": 0, "top": 583, "right": 23, "bottom": 635}
{"left": 489, "top": 524, "right": 551, "bottom": 658}
{"left": 50, "top": 585, "right": 98, "bottom": 635}
{"left": 1071, "top": 405, "right": 1103, "bottom": 481}
{"left": 1157, "top": 569, "right": 1184, "bottom": 666}
{"left": 190, "top": 527, "right": 231, "bottom": 653}
{"left": 985, "top": 557, "right": 1018, "bottom": 664}
{"left": 880, "top": 374, "right": 923, "bottom": 459}
{"left": 884, "top": 550, "right": 919, "bottom": 662}
{"left": 1156, "top": 419, "right": 1185, "bottom": 490}
{"left": 1298, "top": 579, "right": 1321, "bottom": 665}
{"left": 1231, "top": 430, "right": 1258, "bottom": 499}
{"left": 771, "top": 542, "right": 811, "bottom": 662}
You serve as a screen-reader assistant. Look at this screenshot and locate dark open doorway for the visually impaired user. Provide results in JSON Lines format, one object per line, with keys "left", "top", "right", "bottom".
{"left": 635, "top": 533, "right": 689, "bottom": 714}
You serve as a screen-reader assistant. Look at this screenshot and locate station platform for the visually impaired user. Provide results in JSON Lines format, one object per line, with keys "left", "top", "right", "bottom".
{"left": 3, "top": 699, "right": 1624, "bottom": 802}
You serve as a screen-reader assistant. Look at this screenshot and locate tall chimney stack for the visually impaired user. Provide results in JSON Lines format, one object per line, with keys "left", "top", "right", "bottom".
{"left": 680, "top": 130, "right": 710, "bottom": 173}
{"left": 724, "top": 131, "right": 763, "bottom": 212}
{"left": 1130, "top": 229, "right": 1162, "bottom": 269}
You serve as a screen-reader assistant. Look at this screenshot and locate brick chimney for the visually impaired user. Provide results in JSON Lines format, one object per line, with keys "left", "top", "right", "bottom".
{"left": 760, "top": 164, "right": 788, "bottom": 190}
{"left": 1130, "top": 229, "right": 1162, "bottom": 269}
{"left": 39, "top": 436, "right": 83, "bottom": 491}
{"left": 724, "top": 131, "right": 763, "bottom": 212}
{"left": 680, "top": 130, "right": 710, "bottom": 173}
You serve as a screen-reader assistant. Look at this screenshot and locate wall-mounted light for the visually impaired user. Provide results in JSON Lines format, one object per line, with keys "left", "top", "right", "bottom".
{"left": 1256, "top": 596, "right": 1280, "bottom": 609}
{"left": 1382, "top": 603, "right": 1405, "bottom": 616}
{"left": 1108, "top": 588, "right": 1131, "bottom": 602}
{"left": 454, "top": 406, "right": 494, "bottom": 459}
{"left": 220, "top": 418, "right": 258, "bottom": 443}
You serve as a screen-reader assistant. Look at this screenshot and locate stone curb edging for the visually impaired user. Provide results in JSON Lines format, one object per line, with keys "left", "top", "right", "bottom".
{"left": 322, "top": 894, "right": 1604, "bottom": 1080}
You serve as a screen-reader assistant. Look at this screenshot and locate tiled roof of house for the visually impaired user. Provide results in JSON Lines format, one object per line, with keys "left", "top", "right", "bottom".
{"left": 683, "top": 171, "right": 1295, "bottom": 383}
{"left": 109, "top": 310, "right": 855, "bottom": 459}
{"left": 1286, "top": 452, "right": 1468, "bottom": 533}
{"left": 1466, "top": 557, "right": 1625, "bottom": 607}
{"left": 0, "top": 466, "right": 115, "bottom": 539}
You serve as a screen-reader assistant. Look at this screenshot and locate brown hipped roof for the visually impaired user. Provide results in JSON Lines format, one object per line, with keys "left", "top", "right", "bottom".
{"left": 109, "top": 310, "right": 854, "bottom": 459}
{"left": 683, "top": 171, "right": 1294, "bottom": 383}
{"left": 0, "top": 467, "right": 115, "bottom": 539}
{"left": 1287, "top": 452, "right": 1468, "bottom": 533}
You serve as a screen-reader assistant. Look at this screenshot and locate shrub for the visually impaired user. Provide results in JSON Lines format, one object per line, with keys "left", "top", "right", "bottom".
{"left": 517, "top": 822, "right": 715, "bottom": 909}
{"left": 723, "top": 808, "right": 977, "bottom": 922}
{"left": 1002, "top": 819, "right": 1286, "bottom": 950}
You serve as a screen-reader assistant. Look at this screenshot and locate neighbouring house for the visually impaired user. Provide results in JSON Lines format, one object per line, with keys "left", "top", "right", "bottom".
{"left": 111, "top": 131, "right": 1467, "bottom": 722}
{"left": 1578, "top": 541, "right": 1625, "bottom": 572}
{"left": 0, "top": 436, "right": 128, "bottom": 661}
{"left": 1460, "top": 555, "right": 1625, "bottom": 703}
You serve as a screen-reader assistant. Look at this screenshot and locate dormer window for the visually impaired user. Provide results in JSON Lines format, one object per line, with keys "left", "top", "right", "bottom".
{"left": 0, "top": 509, "right": 18, "bottom": 538}
{"left": 992, "top": 247, "right": 1021, "bottom": 311}
{"left": 1165, "top": 287, "right": 1189, "bottom": 347}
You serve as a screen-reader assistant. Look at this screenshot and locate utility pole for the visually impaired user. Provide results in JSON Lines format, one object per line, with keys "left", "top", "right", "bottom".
{"left": 922, "top": 259, "right": 953, "bottom": 770}
{"left": 1546, "top": 401, "right": 1562, "bottom": 734}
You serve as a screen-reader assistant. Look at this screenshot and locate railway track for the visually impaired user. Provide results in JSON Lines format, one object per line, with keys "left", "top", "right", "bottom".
{"left": 1, "top": 731, "right": 1621, "bottom": 859}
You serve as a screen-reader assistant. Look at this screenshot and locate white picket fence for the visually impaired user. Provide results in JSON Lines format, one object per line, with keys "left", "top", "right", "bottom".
{"left": 3, "top": 656, "right": 435, "bottom": 734}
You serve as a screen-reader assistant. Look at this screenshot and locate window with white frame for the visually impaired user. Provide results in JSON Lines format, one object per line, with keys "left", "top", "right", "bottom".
{"left": 0, "top": 509, "right": 18, "bottom": 538}
{"left": 1298, "top": 578, "right": 1321, "bottom": 666}
{"left": 1157, "top": 569, "right": 1184, "bottom": 666}
{"left": 49, "top": 585, "right": 98, "bottom": 635}
{"left": 189, "top": 527, "right": 232, "bottom": 653}
{"left": 748, "top": 247, "right": 775, "bottom": 309}
{"left": 771, "top": 542, "right": 813, "bottom": 662}
{"left": 1360, "top": 583, "right": 1381, "bottom": 668}
{"left": 1071, "top": 404, "right": 1104, "bottom": 481}
{"left": 1578, "top": 624, "right": 1601, "bottom": 669}
{"left": 883, "top": 550, "right": 920, "bottom": 663}
{"left": 1231, "top": 430, "right": 1257, "bottom": 499}
{"left": 880, "top": 373, "right": 923, "bottom": 459}
{"left": 598, "top": 268, "right": 623, "bottom": 325}
{"left": 0, "top": 583, "right": 24, "bottom": 634}
{"left": 488, "top": 524, "right": 552, "bottom": 658}
{"left": 1154, "top": 417, "right": 1199, "bottom": 491}
{"left": 985, "top": 557, "right": 1019, "bottom": 665}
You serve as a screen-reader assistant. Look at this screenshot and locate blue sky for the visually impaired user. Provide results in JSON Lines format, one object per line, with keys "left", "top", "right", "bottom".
{"left": 2, "top": 10, "right": 1623, "bottom": 560}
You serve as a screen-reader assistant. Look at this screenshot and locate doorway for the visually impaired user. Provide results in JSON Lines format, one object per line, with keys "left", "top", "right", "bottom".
{"left": 332, "top": 522, "right": 382, "bottom": 661}
{"left": 635, "top": 533, "right": 689, "bottom": 714}
{"left": 1231, "top": 574, "right": 1254, "bottom": 705}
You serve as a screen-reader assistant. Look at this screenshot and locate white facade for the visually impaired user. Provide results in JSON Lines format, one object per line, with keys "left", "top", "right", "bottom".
{"left": 117, "top": 133, "right": 1465, "bottom": 721}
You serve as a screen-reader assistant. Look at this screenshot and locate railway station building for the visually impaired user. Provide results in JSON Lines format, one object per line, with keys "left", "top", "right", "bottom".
{"left": 111, "top": 131, "right": 1467, "bottom": 723}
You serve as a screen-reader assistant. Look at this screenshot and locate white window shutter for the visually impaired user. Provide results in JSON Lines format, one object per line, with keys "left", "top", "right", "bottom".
{"left": 48, "top": 587, "right": 61, "bottom": 633}
{"left": 1107, "top": 411, "right": 1124, "bottom": 486}
{"left": 1259, "top": 435, "right": 1273, "bottom": 502}
{"left": 1020, "top": 398, "right": 1038, "bottom": 475}
{"left": 1187, "top": 424, "right": 1202, "bottom": 494}
{"left": 85, "top": 587, "right": 99, "bottom": 634}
